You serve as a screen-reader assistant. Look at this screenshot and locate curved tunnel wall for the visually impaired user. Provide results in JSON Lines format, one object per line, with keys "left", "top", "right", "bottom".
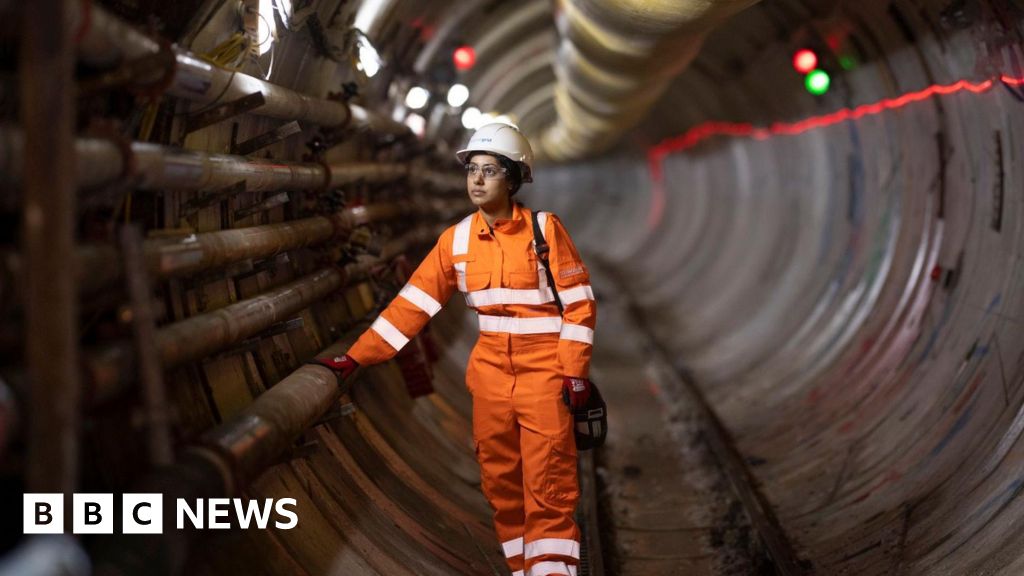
{"left": 3, "top": 0, "right": 1022, "bottom": 574}
{"left": 531, "top": 0, "right": 1024, "bottom": 573}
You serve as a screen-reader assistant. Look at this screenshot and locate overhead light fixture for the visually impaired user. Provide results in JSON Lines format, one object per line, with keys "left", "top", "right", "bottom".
{"left": 405, "top": 86, "right": 430, "bottom": 109}
{"left": 461, "top": 107, "right": 481, "bottom": 129}
{"left": 493, "top": 114, "right": 518, "bottom": 128}
{"left": 447, "top": 84, "right": 469, "bottom": 107}
{"left": 404, "top": 113, "right": 426, "bottom": 137}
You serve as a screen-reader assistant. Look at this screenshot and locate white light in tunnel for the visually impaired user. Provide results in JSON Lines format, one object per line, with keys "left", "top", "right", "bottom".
{"left": 447, "top": 84, "right": 470, "bottom": 108}
{"left": 493, "top": 114, "right": 518, "bottom": 128}
{"left": 461, "top": 107, "right": 481, "bottom": 129}
{"left": 405, "top": 86, "right": 430, "bottom": 110}
{"left": 354, "top": 0, "right": 392, "bottom": 36}
{"left": 257, "top": 0, "right": 277, "bottom": 56}
{"left": 356, "top": 36, "right": 382, "bottom": 78}
{"left": 274, "top": 0, "right": 293, "bottom": 29}
{"left": 404, "top": 112, "right": 426, "bottom": 137}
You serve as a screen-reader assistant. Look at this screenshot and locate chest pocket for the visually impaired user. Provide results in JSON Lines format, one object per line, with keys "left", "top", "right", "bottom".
{"left": 453, "top": 254, "right": 483, "bottom": 292}
{"left": 465, "top": 271, "right": 490, "bottom": 291}
{"left": 507, "top": 240, "right": 541, "bottom": 289}
{"left": 509, "top": 270, "right": 540, "bottom": 289}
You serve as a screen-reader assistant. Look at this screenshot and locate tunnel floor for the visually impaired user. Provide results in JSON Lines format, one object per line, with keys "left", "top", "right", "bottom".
{"left": 588, "top": 264, "right": 773, "bottom": 575}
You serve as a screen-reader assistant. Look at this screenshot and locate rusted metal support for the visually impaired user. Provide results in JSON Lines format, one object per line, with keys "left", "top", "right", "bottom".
{"left": 120, "top": 225, "right": 174, "bottom": 466}
{"left": 21, "top": 0, "right": 79, "bottom": 500}
{"left": 70, "top": 3, "right": 409, "bottom": 136}
{"left": 233, "top": 191, "right": 290, "bottom": 220}
{"left": 182, "top": 92, "right": 267, "bottom": 135}
{"left": 180, "top": 181, "right": 247, "bottom": 217}
{"left": 0, "top": 127, "right": 461, "bottom": 193}
{"left": 231, "top": 120, "right": 302, "bottom": 156}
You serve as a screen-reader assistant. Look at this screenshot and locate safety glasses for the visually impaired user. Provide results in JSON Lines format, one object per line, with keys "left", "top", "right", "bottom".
{"left": 464, "top": 163, "right": 508, "bottom": 180}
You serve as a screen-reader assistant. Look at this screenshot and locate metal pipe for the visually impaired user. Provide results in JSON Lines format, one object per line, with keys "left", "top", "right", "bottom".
{"left": 85, "top": 224, "right": 437, "bottom": 404}
{"left": 200, "top": 338, "right": 359, "bottom": 492}
{"left": 86, "top": 266, "right": 347, "bottom": 404}
{"left": 69, "top": 3, "right": 408, "bottom": 136}
{"left": 120, "top": 225, "right": 174, "bottom": 466}
{"left": 537, "top": 0, "right": 759, "bottom": 160}
{"left": 90, "top": 333, "right": 359, "bottom": 575}
{"left": 1, "top": 198, "right": 469, "bottom": 309}
{"left": 0, "top": 127, "right": 460, "bottom": 192}
{"left": 21, "top": 0, "right": 79, "bottom": 500}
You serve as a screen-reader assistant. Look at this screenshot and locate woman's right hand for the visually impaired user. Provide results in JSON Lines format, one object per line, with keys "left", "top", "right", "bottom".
{"left": 306, "top": 353, "right": 359, "bottom": 383}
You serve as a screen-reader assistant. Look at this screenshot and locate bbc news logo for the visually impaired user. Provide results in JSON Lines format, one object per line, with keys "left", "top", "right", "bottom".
{"left": 24, "top": 494, "right": 298, "bottom": 534}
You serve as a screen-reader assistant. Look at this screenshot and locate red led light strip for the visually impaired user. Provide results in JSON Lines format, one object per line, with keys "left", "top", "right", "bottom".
{"left": 646, "top": 73, "right": 1024, "bottom": 229}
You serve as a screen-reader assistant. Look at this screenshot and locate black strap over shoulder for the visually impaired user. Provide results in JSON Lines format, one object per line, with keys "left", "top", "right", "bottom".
{"left": 531, "top": 210, "right": 563, "bottom": 313}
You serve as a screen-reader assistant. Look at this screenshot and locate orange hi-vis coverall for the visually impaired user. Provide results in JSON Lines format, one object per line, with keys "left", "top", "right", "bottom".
{"left": 347, "top": 203, "right": 596, "bottom": 576}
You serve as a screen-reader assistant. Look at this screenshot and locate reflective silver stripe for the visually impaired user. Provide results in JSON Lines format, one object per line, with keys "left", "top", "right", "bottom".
{"left": 524, "top": 538, "right": 580, "bottom": 559}
{"left": 557, "top": 285, "right": 594, "bottom": 305}
{"left": 559, "top": 323, "right": 594, "bottom": 344}
{"left": 536, "top": 211, "right": 549, "bottom": 241}
{"left": 535, "top": 211, "right": 550, "bottom": 289}
{"left": 399, "top": 284, "right": 441, "bottom": 317}
{"left": 479, "top": 315, "right": 562, "bottom": 334}
{"left": 526, "top": 561, "right": 576, "bottom": 576}
{"left": 465, "top": 287, "right": 555, "bottom": 307}
{"left": 452, "top": 214, "right": 473, "bottom": 292}
{"left": 371, "top": 317, "right": 409, "bottom": 351}
{"left": 502, "top": 537, "right": 524, "bottom": 558}
{"left": 454, "top": 262, "right": 467, "bottom": 292}
{"left": 452, "top": 214, "right": 473, "bottom": 256}
{"left": 512, "top": 572, "right": 525, "bottom": 576}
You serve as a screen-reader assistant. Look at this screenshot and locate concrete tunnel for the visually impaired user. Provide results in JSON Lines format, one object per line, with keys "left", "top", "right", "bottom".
{"left": 0, "top": 0, "right": 1022, "bottom": 574}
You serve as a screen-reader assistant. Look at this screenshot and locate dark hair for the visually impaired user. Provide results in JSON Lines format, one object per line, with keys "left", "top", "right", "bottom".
{"left": 467, "top": 152, "right": 523, "bottom": 196}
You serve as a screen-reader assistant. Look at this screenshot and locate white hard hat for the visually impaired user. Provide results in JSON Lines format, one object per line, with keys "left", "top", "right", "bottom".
{"left": 455, "top": 123, "right": 534, "bottom": 183}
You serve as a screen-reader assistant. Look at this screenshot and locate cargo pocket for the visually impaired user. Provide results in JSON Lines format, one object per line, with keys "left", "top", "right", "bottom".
{"left": 543, "top": 436, "right": 580, "bottom": 505}
{"left": 474, "top": 441, "right": 493, "bottom": 500}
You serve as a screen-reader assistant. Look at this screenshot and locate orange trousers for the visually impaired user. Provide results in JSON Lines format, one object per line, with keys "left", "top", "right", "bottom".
{"left": 468, "top": 332, "right": 580, "bottom": 576}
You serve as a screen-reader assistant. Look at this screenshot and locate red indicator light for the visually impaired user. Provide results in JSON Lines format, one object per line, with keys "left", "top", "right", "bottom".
{"left": 454, "top": 46, "right": 476, "bottom": 71}
{"left": 793, "top": 49, "right": 818, "bottom": 74}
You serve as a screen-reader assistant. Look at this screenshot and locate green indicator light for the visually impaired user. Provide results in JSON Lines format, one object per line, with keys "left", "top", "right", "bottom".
{"left": 839, "top": 55, "right": 856, "bottom": 70}
{"left": 806, "top": 69, "right": 831, "bottom": 95}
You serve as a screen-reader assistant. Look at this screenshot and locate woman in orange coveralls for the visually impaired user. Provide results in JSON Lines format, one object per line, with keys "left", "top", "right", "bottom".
{"left": 310, "top": 123, "right": 597, "bottom": 576}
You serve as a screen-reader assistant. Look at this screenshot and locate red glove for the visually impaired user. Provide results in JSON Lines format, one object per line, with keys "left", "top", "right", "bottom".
{"left": 562, "top": 376, "right": 592, "bottom": 410}
{"left": 307, "top": 353, "right": 359, "bottom": 383}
